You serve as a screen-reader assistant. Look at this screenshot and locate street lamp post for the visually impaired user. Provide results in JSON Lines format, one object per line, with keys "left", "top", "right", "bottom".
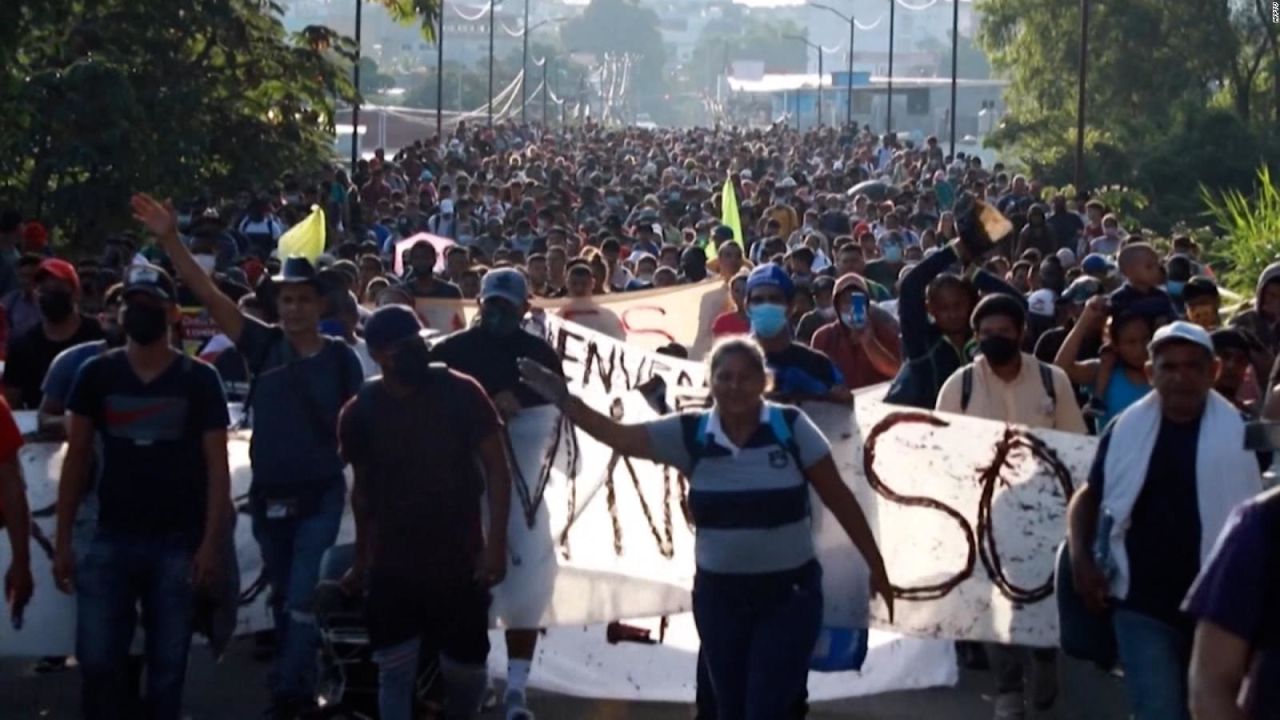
{"left": 541, "top": 58, "right": 549, "bottom": 127}
{"left": 520, "top": 0, "right": 529, "bottom": 124}
{"left": 1075, "top": 0, "right": 1090, "bottom": 190}
{"left": 887, "top": 0, "right": 896, "bottom": 132}
{"left": 351, "top": 0, "right": 363, "bottom": 168}
{"left": 808, "top": 3, "right": 856, "bottom": 128}
{"left": 949, "top": 0, "right": 959, "bottom": 157}
{"left": 784, "top": 34, "right": 836, "bottom": 129}
{"left": 436, "top": 8, "right": 445, "bottom": 139}
{"left": 488, "top": 0, "right": 496, "bottom": 127}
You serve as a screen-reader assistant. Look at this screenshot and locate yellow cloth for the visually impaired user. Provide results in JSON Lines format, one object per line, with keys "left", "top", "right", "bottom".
{"left": 277, "top": 205, "right": 326, "bottom": 262}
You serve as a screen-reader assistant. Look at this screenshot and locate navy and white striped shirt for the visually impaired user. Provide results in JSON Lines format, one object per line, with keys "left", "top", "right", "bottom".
{"left": 645, "top": 402, "right": 831, "bottom": 575}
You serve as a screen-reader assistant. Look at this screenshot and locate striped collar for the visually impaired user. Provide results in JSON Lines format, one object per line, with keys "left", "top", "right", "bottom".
{"left": 704, "top": 402, "right": 770, "bottom": 457}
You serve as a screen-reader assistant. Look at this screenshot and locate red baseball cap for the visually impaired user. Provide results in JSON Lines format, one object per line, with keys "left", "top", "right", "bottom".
{"left": 35, "top": 258, "right": 81, "bottom": 295}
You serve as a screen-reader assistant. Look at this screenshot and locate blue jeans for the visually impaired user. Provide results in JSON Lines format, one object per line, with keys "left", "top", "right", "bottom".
{"left": 1111, "top": 608, "right": 1192, "bottom": 720}
{"left": 692, "top": 561, "right": 823, "bottom": 720}
{"left": 75, "top": 532, "right": 195, "bottom": 720}
{"left": 251, "top": 481, "right": 345, "bottom": 704}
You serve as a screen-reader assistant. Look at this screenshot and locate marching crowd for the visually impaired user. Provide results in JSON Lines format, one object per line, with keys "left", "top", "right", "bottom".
{"left": 0, "top": 121, "right": 1276, "bottom": 720}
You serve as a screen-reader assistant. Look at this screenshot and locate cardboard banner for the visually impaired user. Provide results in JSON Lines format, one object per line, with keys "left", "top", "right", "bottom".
{"left": 0, "top": 316, "right": 1098, "bottom": 670}
{"left": 416, "top": 279, "right": 732, "bottom": 357}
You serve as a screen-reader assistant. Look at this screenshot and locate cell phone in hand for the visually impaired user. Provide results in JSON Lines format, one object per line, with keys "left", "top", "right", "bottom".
{"left": 851, "top": 293, "right": 868, "bottom": 328}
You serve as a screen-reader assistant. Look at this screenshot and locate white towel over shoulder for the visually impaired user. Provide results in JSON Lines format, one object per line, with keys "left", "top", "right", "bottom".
{"left": 1100, "top": 390, "right": 1261, "bottom": 600}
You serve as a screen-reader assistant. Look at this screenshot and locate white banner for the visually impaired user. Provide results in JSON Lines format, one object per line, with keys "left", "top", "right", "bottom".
{"left": 0, "top": 316, "right": 1098, "bottom": 678}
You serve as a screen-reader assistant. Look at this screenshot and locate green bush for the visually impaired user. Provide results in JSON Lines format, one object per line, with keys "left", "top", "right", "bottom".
{"left": 1202, "top": 165, "right": 1280, "bottom": 295}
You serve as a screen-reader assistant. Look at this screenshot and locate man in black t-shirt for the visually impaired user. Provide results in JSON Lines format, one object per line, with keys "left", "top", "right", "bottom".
{"left": 3, "top": 259, "right": 103, "bottom": 409}
{"left": 53, "top": 263, "right": 231, "bottom": 720}
{"left": 339, "top": 306, "right": 511, "bottom": 720}
{"left": 405, "top": 240, "right": 463, "bottom": 299}
{"left": 430, "top": 268, "right": 561, "bottom": 719}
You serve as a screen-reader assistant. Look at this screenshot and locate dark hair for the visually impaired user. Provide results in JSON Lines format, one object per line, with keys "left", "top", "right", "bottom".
{"left": 1108, "top": 311, "right": 1154, "bottom": 343}
{"left": 17, "top": 253, "right": 43, "bottom": 269}
{"left": 971, "top": 293, "right": 1026, "bottom": 331}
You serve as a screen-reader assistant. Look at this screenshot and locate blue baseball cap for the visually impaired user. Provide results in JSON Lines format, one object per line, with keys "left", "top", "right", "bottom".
{"left": 746, "top": 263, "right": 795, "bottom": 301}
{"left": 480, "top": 268, "right": 529, "bottom": 307}
{"left": 364, "top": 305, "right": 423, "bottom": 353}
{"left": 1081, "top": 253, "right": 1114, "bottom": 276}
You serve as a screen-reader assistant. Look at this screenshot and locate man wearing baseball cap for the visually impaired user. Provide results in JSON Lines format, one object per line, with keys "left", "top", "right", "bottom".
{"left": 745, "top": 263, "right": 850, "bottom": 405}
{"left": 338, "top": 305, "right": 513, "bottom": 720}
{"left": 428, "top": 267, "right": 563, "bottom": 719}
{"left": 55, "top": 262, "right": 232, "bottom": 719}
{"left": 3, "top": 257, "right": 105, "bottom": 409}
{"left": 1069, "top": 321, "right": 1264, "bottom": 720}
{"left": 133, "top": 193, "right": 363, "bottom": 717}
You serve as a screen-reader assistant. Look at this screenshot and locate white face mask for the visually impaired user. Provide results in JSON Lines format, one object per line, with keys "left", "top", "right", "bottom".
{"left": 193, "top": 254, "right": 217, "bottom": 276}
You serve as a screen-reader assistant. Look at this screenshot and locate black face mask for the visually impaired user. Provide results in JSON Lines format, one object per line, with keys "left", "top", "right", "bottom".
{"left": 38, "top": 290, "right": 74, "bottom": 323}
{"left": 481, "top": 305, "right": 522, "bottom": 338}
{"left": 123, "top": 304, "right": 169, "bottom": 345}
{"left": 978, "top": 335, "right": 1021, "bottom": 365}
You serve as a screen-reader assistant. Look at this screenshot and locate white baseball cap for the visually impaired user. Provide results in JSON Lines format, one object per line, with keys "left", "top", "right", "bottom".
{"left": 1149, "top": 320, "right": 1214, "bottom": 355}
{"left": 1027, "top": 289, "right": 1057, "bottom": 318}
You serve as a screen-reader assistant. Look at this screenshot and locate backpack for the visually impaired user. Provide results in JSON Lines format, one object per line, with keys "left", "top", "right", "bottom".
{"left": 689, "top": 404, "right": 802, "bottom": 474}
{"left": 690, "top": 404, "right": 870, "bottom": 673}
{"left": 960, "top": 360, "right": 1057, "bottom": 413}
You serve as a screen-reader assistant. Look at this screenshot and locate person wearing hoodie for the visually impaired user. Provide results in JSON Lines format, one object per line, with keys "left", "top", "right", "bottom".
{"left": 810, "top": 274, "right": 902, "bottom": 389}
{"left": 1231, "top": 262, "right": 1280, "bottom": 393}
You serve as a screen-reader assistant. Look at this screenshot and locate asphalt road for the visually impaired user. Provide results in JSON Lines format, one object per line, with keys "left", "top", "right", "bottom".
{"left": 1, "top": 638, "right": 1132, "bottom": 719}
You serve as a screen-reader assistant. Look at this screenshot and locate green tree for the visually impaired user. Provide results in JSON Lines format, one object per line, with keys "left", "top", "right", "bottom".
{"left": 687, "top": 14, "right": 808, "bottom": 94}
{"left": 560, "top": 0, "right": 666, "bottom": 101}
{"left": 359, "top": 57, "right": 396, "bottom": 94}
{"left": 0, "top": 0, "right": 436, "bottom": 252}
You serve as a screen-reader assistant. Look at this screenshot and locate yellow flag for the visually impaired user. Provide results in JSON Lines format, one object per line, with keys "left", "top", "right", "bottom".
{"left": 711, "top": 178, "right": 747, "bottom": 258}
{"left": 721, "top": 178, "right": 743, "bottom": 249}
{"left": 277, "top": 205, "right": 326, "bottom": 262}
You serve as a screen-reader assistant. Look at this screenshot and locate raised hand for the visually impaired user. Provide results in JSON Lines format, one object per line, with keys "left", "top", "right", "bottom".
{"left": 518, "top": 358, "right": 569, "bottom": 407}
{"left": 129, "top": 193, "right": 178, "bottom": 242}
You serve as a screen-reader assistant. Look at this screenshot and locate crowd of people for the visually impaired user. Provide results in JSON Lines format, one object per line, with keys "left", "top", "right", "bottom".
{"left": 0, "top": 120, "right": 1276, "bottom": 720}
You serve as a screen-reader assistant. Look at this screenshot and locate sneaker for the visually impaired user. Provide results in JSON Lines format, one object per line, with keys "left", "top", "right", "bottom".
{"left": 504, "top": 689, "right": 535, "bottom": 720}
{"left": 33, "top": 656, "right": 68, "bottom": 674}
{"left": 993, "top": 692, "right": 1026, "bottom": 720}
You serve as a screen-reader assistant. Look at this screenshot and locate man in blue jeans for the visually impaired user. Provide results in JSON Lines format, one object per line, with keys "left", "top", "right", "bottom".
{"left": 53, "top": 263, "right": 232, "bottom": 720}
{"left": 1068, "top": 322, "right": 1264, "bottom": 720}
{"left": 338, "top": 306, "right": 512, "bottom": 720}
{"left": 134, "top": 193, "right": 364, "bottom": 717}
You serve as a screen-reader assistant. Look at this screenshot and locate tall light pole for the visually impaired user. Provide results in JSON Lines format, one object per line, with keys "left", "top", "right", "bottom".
{"left": 948, "top": 0, "right": 959, "bottom": 157}
{"left": 520, "top": 17, "right": 569, "bottom": 126}
{"left": 351, "top": 0, "right": 363, "bottom": 168}
{"left": 1075, "top": 0, "right": 1090, "bottom": 190}
{"left": 785, "top": 34, "right": 837, "bottom": 129}
{"left": 436, "top": 7, "right": 445, "bottom": 139}
{"left": 540, "top": 57, "right": 549, "bottom": 127}
{"left": 887, "top": 0, "right": 896, "bottom": 132}
{"left": 520, "top": 0, "right": 529, "bottom": 124}
{"left": 488, "top": 0, "right": 496, "bottom": 127}
{"left": 808, "top": 2, "right": 856, "bottom": 128}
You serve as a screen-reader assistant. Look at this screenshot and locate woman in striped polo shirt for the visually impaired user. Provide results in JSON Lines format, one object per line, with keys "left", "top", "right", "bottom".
{"left": 518, "top": 337, "right": 893, "bottom": 720}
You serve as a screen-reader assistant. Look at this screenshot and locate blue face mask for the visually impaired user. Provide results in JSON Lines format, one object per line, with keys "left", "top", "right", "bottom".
{"left": 749, "top": 303, "right": 790, "bottom": 338}
{"left": 1166, "top": 280, "right": 1185, "bottom": 297}
{"left": 883, "top": 245, "right": 904, "bottom": 263}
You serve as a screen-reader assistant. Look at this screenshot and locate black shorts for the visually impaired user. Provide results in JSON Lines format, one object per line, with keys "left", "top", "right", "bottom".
{"left": 365, "top": 571, "right": 491, "bottom": 665}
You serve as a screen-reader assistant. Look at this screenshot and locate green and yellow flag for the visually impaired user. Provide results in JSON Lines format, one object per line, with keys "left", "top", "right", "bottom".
{"left": 705, "top": 177, "right": 744, "bottom": 261}
{"left": 278, "top": 205, "right": 326, "bottom": 262}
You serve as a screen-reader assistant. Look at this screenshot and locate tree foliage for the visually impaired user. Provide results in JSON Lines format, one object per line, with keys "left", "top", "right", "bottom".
{"left": 560, "top": 0, "right": 666, "bottom": 98}
{"left": 687, "top": 13, "right": 808, "bottom": 93}
{"left": 976, "top": 0, "right": 1280, "bottom": 231}
{"left": 0, "top": 0, "right": 435, "bottom": 252}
